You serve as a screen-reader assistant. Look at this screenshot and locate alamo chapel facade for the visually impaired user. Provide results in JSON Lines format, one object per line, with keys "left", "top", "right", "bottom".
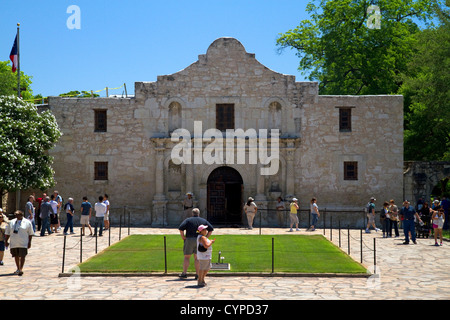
{"left": 17, "top": 37, "right": 404, "bottom": 227}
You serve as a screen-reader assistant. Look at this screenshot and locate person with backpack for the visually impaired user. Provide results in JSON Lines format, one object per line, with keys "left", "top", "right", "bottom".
{"left": 63, "top": 198, "right": 75, "bottom": 235}
{"left": 365, "top": 197, "right": 380, "bottom": 233}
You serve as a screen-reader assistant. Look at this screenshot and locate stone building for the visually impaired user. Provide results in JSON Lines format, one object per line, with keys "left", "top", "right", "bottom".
{"left": 12, "top": 37, "right": 404, "bottom": 227}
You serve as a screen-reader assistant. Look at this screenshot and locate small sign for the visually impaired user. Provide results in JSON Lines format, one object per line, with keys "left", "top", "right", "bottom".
{"left": 211, "top": 263, "right": 230, "bottom": 270}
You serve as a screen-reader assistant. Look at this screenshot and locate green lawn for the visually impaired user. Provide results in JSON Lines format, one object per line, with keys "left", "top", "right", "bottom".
{"left": 77, "top": 234, "right": 368, "bottom": 274}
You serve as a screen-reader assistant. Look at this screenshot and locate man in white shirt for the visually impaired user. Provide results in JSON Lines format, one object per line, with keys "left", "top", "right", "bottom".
{"left": 49, "top": 194, "right": 59, "bottom": 233}
{"left": 103, "top": 194, "right": 110, "bottom": 231}
{"left": 94, "top": 195, "right": 107, "bottom": 237}
{"left": 5, "top": 210, "right": 34, "bottom": 276}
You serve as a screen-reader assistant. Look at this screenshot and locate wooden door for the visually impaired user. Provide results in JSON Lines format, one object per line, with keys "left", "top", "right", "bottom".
{"left": 207, "top": 166, "right": 243, "bottom": 224}
{"left": 207, "top": 181, "right": 226, "bottom": 223}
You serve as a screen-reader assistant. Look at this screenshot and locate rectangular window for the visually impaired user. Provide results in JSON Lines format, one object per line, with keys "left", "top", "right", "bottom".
{"left": 94, "top": 110, "right": 107, "bottom": 132}
{"left": 216, "top": 104, "right": 235, "bottom": 131}
{"left": 344, "top": 161, "right": 358, "bottom": 180}
{"left": 94, "top": 162, "right": 108, "bottom": 180}
{"left": 339, "top": 108, "right": 352, "bottom": 132}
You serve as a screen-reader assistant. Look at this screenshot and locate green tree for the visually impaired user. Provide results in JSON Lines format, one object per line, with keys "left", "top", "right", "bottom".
{"left": 0, "top": 61, "right": 34, "bottom": 100}
{"left": 276, "top": 0, "right": 439, "bottom": 95}
{"left": 0, "top": 95, "right": 62, "bottom": 197}
{"left": 400, "top": 4, "right": 450, "bottom": 160}
{"left": 59, "top": 90, "right": 99, "bottom": 98}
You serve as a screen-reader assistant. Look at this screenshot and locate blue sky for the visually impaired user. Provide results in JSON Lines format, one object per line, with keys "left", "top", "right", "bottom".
{"left": 0, "top": 0, "right": 310, "bottom": 97}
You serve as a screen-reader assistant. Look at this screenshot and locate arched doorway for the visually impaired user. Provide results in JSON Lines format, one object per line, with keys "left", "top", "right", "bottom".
{"left": 207, "top": 166, "right": 243, "bottom": 225}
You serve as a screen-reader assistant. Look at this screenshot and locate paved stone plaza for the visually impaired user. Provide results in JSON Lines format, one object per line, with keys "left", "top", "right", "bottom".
{"left": 0, "top": 227, "right": 449, "bottom": 300}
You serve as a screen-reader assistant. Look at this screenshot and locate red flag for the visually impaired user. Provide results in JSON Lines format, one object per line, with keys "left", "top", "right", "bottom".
{"left": 10, "top": 34, "right": 18, "bottom": 73}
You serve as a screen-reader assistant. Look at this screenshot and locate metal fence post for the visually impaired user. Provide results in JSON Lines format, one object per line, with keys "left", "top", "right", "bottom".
{"left": 360, "top": 228, "right": 363, "bottom": 263}
{"left": 119, "top": 214, "right": 122, "bottom": 241}
{"left": 62, "top": 235, "right": 66, "bottom": 274}
{"left": 272, "top": 237, "right": 274, "bottom": 274}
{"left": 374, "top": 238, "right": 377, "bottom": 274}
{"left": 348, "top": 227, "right": 350, "bottom": 255}
{"left": 164, "top": 236, "right": 168, "bottom": 274}
{"left": 80, "top": 228, "right": 83, "bottom": 263}
{"left": 128, "top": 210, "right": 131, "bottom": 236}
{"left": 330, "top": 214, "right": 333, "bottom": 241}
{"left": 339, "top": 220, "right": 341, "bottom": 247}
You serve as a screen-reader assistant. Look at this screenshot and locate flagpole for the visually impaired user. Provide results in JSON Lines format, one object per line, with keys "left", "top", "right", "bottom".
{"left": 17, "top": 23, "right": 20, "bottom": 98}
{"left": 15, "top": 23, "right": 21, "bottom": 212}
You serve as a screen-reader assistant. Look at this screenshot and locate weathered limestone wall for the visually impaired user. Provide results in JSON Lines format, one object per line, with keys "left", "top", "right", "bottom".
{"left": 298, "top": 95, "right": 404, "bottom": 211}
{"left": 44, "top": 96, "right": 156, "bottom": 225}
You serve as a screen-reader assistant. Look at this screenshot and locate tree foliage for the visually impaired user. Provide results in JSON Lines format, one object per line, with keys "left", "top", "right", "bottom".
{"left": 59, "top": 90, "right": 100, "bottom": 98}
{"left": 400, "top": 4, "right": 450, "bottom": 160}
{"left": 0, "top": 95, "right": 62, "bottom": 196}
{"left": 276, "top": 0, "right": 438, "bottom": 95}
{"left": 0, "top": 61, "right": 34, "bottom": 100}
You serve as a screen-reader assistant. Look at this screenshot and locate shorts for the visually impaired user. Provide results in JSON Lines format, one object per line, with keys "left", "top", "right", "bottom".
{"left": 50, "top": 214, "right": 58, "bottom": 225}
{"left": 80, "top": 215, "right": 90, "bottom": 225}
{"left": 290, "top": 213, "right": 299, "bottom": 224}
{"left": 10, "top": 247, "right": 28, "bottom": 257}
{"left": 198, "top": 259, "right": 211, "bottom": 271}
{"left": 104, "top": 211, "right": 109, "bottom": 221}
{"left": 183, "top": 238, "right": 197, "bottom": 255}
{"left": 433, "top": 221, "right": 444, "bottom": 229}
{"left": 367, "top": 214, "right": 375, "bottom": 224}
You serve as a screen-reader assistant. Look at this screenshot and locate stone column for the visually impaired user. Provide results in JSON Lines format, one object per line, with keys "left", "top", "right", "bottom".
{"left": 185, "top": 163, "right": 199, "bottom": 210}
{"left": 285, "top": 140, "right": 296, "bottom": 197}
{"left": 152, "top": 139, "right": 167, "bottom": 226}
{"left": 255, "top": 163, "right": 266, "bottom": 200}
{"left": 154, "top": 146, "right": 166, "bottom": 199}
{"left": 185, "top": 163, "right": 194, "bottom": 195}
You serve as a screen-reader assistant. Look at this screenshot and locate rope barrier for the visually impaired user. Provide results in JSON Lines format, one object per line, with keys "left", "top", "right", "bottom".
{"left": 64, "top": 233, "right": 95, "bottom": 250}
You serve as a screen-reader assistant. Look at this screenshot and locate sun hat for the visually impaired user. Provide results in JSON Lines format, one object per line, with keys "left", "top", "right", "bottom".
{"left": 197, "top": 225, "right": 208, "bottom": 233}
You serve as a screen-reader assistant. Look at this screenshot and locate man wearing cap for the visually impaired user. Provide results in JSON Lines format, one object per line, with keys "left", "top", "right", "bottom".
{"left": 39, "top": 196, "right": 53, "bottom": 236}
{"left": 400, "top": 200, "right": 422, "bottom": 244}
{"left": 63, "top": 197, "right": 75, "bottom": 235}
{"left": 289, "top": 198, "right": 300, "bottom": 232}
{"left": 244, "top": 197, "right": 258, "bottom": 230}
{"left": 4, "top": 210, "right": 34, "bottom": 276}
{"left": 365, "top": 197, "right": 380, "bottom": 233}
{"left": 182, "top": 193, "right": 194, "bottom": 220}
{"left": 178, "top": 208, "right": 214, "bottom": 279}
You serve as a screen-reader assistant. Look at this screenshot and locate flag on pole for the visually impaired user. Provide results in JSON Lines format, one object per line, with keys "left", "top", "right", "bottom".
{"left": 10, "top": 34, "right": 18, "bottom": 73}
